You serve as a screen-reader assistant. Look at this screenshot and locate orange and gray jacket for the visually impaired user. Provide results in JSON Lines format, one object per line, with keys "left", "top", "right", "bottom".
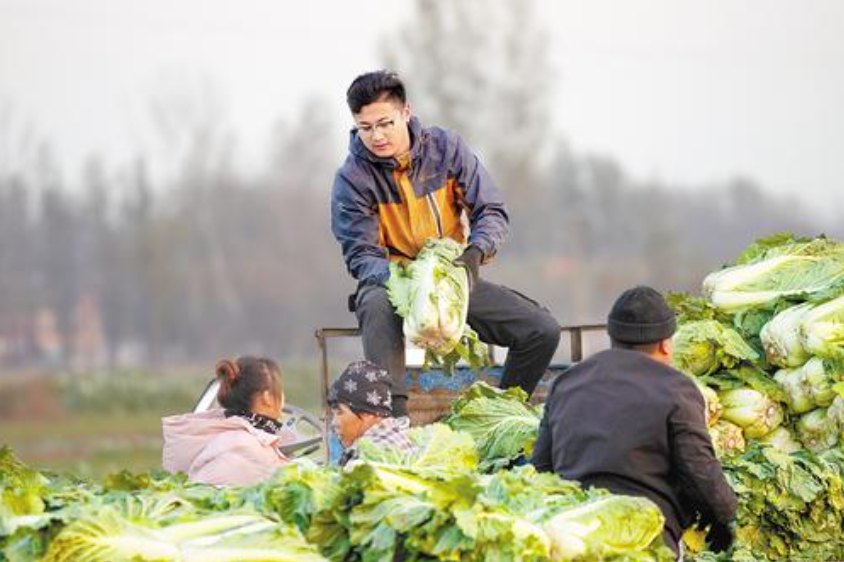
{"left": 331, "top": 116, "right": 509, "bottom": 285}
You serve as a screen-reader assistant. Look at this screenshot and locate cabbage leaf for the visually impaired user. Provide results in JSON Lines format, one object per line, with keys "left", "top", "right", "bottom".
{"left": 445, "top": 382, "right": 541, "bottom": 472}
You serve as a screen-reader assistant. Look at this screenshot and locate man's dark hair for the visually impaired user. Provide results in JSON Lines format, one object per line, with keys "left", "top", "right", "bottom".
{"left": 346, "top": 70, "right": 407, "bottom": 114}
{"left": 610, "top": 338, "right": 662, "bottom": 354}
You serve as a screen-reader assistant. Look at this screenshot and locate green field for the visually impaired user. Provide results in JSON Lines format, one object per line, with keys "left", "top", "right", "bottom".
{"left": 1, "top": 413, "right": 165, "bottom": 478}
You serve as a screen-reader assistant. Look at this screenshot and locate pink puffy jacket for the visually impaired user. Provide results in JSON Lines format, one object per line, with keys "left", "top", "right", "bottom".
{"left": 161, "top": 409, "right": 292, "bottom": 487}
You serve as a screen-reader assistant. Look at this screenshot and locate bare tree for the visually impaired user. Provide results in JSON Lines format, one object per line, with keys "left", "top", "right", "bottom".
{"left": 148, "top": 74, "right": 245, "bottom": 351}
{"left": 0, "top": 102, "right": 40, "bottom": 184}
{"left": 36, "top": 184, "right": 78, "bottom": 366}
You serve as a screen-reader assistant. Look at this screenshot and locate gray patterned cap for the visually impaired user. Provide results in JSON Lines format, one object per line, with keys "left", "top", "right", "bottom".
{"left": 327, "top": 360, "right": 393, "bottom": 417}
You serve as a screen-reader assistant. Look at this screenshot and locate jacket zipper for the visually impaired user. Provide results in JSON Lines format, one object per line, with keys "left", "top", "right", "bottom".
{"left": 426, "top": 192, "right": 444, "bottom": 238}
{"left": 405, "top": 154, "right": 443, "bottom": 239}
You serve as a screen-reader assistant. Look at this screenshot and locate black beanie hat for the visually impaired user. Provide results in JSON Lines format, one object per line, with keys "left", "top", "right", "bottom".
{"left": 607, "top": 286, "right": 677, "bottom": 344}
{"left": 327, "top": 360, "right": 393, "bottom": 417}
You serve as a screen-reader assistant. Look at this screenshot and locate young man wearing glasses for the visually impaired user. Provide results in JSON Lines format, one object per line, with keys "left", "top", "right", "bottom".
{"left": 331, "top": 70, "right": 561, "bottom": 417}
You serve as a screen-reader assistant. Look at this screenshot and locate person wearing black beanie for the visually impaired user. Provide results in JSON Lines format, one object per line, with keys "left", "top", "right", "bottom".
{"left": 532, "top": 286, "right": 737, "bottom": 559}
{"left": 607, "top": 285, "right": 677, "bottom": 345}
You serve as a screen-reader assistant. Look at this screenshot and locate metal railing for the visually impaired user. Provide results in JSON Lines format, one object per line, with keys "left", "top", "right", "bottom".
{"left": 315, "top": 323, "right": 606, "bottom": 409}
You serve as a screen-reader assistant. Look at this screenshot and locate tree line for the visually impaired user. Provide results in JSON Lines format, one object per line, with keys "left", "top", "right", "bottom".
{"left": 0, "top": 0, "right": 835, "bottom": 370}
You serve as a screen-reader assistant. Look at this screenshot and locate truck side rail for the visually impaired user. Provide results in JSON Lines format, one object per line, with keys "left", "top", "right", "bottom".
{"left": 315, "top": 324, "right": 606, "bottom": 414}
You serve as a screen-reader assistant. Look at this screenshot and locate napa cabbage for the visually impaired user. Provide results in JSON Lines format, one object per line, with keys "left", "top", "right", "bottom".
{"left": 775, "top": 357, "right": 839, "bottom": 415}
{"left": 719, "top": 388, "right": 784, "bottom": 439}
{"left": 760, "top": 303, "right": 813, "bottom": 368}
{"left": 356, "top": 423, "right": 479, "bottom": 471}
{"left": 41, "top": 508, "right": 328, "bottom": 562}
{"left": 800, "top": 294, "right": 844, "bottom": 361}
{"left": 774, "top": 366, "right": 814, "bottom": 414}
{"left": 673, "top": 320, "right": 759, "bottom": 377}
{"left": 695, "top": 380, "right": 723, "bottom": 427}
{"left": 543, "top": 496, "right": 666, "bottom": 561}
{"left": 386, "top": 238, "right": 490, "bottom": 371}
{"left": 702, "top": 238, "right": 844, "bottom": 313}
{"left": 758, "top": 426, "right": 802, "bottom": 453}
{"left": 0, "top": 446, "right": 49, "bottom": 520}
{"left": 709, "top": 420, "right": 746, "bottom": 457}
{"left": 795, "top": 409, "right": 839, "bottom": 452}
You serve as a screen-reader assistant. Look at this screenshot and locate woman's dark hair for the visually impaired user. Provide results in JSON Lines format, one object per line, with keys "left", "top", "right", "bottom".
{"left": 346, "top": 70, "right": 406, "bottom": 114}
{"left": 216, "top": 356, "right": 282, "bottom": 413}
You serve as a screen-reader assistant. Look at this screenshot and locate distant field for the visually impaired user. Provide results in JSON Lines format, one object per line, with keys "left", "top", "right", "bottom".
{"left": 0, "top": 363, "right": 322, "bottom": 479}
{"left": 1, "top": 413, "right": 165, "bottom": 478}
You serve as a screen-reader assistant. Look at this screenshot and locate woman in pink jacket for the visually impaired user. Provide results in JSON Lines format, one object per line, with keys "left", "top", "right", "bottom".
{"left": 162, "top": 356, "right": 292, "bottom": 486}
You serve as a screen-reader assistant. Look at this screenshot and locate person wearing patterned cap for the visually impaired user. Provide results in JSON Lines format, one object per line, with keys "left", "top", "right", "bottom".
{"left": 328, "top": 360, "right": 416, "bottom": 466}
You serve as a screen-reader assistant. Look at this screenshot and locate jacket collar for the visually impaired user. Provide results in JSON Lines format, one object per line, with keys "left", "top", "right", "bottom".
{"left": 230, "top": 415, "right": 286, "bottom": 447}
{"left": 360, "top": 415, "right": 411, "bottom": 440}
{"left": 348, "top": 115, "right": 424, "bottom": 169}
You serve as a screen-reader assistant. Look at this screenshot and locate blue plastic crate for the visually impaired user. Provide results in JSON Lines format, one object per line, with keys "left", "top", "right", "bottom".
{"left": 406, "top": 363, "right": 571, "bottom": 393}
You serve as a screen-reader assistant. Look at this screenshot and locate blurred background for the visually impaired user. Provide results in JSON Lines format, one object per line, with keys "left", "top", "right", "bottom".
{"left": 1, "top": 0, "right": 842, "bottom": 476}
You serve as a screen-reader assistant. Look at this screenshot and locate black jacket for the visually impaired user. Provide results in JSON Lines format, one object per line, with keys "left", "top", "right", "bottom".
{"left": 531, "top": 348, "right": 737, "bottom": 551}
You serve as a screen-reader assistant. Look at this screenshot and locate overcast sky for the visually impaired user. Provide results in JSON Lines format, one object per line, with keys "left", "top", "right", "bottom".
{"left": 1, "top": 0, "right": 843, "bottom": 216}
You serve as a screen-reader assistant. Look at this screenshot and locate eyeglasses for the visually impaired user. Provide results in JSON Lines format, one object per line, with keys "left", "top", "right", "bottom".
{"left": 355, "top": 116, "right": 398, "bottom": 138}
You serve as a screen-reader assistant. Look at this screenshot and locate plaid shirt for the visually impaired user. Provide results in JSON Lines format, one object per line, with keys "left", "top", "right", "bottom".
{"left": 340, "top": 416, "right": 415, "bottom": 466}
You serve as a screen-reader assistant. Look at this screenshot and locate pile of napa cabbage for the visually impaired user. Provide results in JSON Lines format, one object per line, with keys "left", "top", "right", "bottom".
{"left": 669, "top": 234, "right": 844, "bottom": 561}
{"left": 1, "top": 441, "right": 675, "bottom": 562}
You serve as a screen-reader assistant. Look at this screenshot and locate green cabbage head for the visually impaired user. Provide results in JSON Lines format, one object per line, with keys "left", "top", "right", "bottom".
{"left": 719, "top": 388, "right": 784, "bottom": 439}
{"left": 774, "top": 366, "right": 814, "bottom": 414}
{"left": 543, "top": 496, "right": 665, "bottom": 561}
{"left": 759, "top": 426, "right": 802, "bottom": 454}
{"left": 796, "top": 408, "right": 839, "bottom": 452}
{"left": 761, "top": 303, "right": 813, "bottom": 368}
{"left": 800, "top": 294, "right": 844, "bottom": 361}
{"left": 672, "top": 320, "right": 759, "bottom": 377}
{"left": 709, "top": 420, "right": 746, "bottom": 458}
